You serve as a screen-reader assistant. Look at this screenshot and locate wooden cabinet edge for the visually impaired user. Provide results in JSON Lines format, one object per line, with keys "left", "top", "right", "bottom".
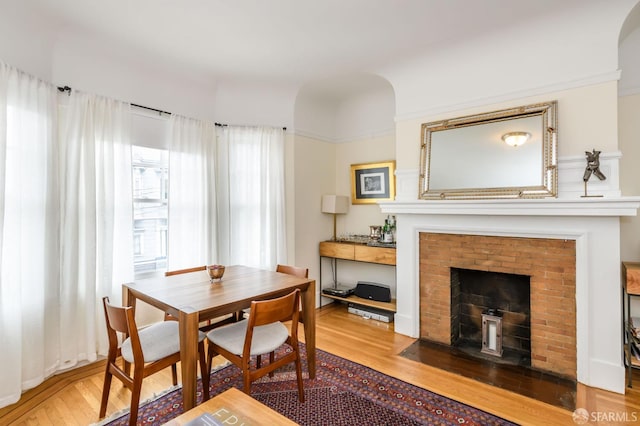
{"left": 623, "top": 262, "right": 640, "bottom": 295}
{"left": 320, "top": 241, "right": 396, "bottom": 265}
{"left": 319, "top": 241, "right": 355, "bottom": 260}
{"left": 354, "top": 245, "right": 396, "bottom": 265}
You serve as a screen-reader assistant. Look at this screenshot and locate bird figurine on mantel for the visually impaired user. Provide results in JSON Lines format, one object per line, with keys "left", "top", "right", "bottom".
{"left": 581, "top": 149, "right": 606, "bottom": 197}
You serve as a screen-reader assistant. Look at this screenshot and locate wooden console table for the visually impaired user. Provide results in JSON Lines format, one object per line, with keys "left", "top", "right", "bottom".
{"left": 319, "top": 241, "right": 396, "bottom": 313}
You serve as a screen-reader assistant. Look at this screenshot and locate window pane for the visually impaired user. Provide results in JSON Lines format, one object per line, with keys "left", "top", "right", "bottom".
{"left": 132, "top": 146, "right": 168, "bottom": 275}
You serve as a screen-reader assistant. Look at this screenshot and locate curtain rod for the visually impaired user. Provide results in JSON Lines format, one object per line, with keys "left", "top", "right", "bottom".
{"left": 216, "top": 122, "right": 287, "bottom": 131}
{"left": 57, "top": 85, "right": 172, "bottom": 115}
{"left": 57, "top": 86, "right": 286, "bottom": 130}
{"left": 132, "top": 103, "right": 172, "bottom": 116}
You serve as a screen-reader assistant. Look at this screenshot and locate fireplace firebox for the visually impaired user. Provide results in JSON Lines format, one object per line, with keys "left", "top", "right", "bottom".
{"left": 450, "top": 267, "right": 531, "bottom": 364}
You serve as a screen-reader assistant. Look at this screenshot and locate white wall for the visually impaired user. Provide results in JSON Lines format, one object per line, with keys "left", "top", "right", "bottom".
{"left": 334, "top": 86, "right": 395, "bottom": 143}
{"left": 293, "top": 95, "right": 338, "bottom": 141}
{"left": 214, "top": 78, "right": 299, "bottom": 128}
{"left": 619, "top": 5, "right": 640, "bottom": 269}
{"left": 380, "top": 1, "right": 635, "bottom": 120}
{"left": 291, "top": 134, "right": 336, "bottom": 300}
{"left": 619, "top": 93, "right": 640, "bottom": 316}
{"left": 0, "top": 2, "right": 56, "bottom": 81}
{"left": 620, "top": 94, "right": 640, "bottom": 257}
{"left": 51, "top": 30, "right": 219, "bottom": 121}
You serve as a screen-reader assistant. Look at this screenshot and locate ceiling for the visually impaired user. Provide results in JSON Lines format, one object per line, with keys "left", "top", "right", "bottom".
{"left": 25, "top": 0, "right": 592, "bottom": 93}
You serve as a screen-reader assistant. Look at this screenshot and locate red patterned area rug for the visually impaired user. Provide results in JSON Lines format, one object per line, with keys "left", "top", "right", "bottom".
{"left": 101, "top": 345, "right": 518, "bottom": 425}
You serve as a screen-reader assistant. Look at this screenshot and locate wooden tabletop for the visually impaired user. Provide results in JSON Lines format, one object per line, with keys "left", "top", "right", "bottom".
{"left": 123, "top": 265, "right": 316, "bottom": 411}
{"left": 124, "top": 265, "right": 312, "bottom": 322}
{"left": 163, "top": 387, "right": 298, "bottom": 425}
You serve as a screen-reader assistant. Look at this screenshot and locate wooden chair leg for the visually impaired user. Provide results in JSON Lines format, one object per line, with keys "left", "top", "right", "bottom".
{"left": 206, "top": 344, "right": 215, "bottom": 378}
{"left": 129, "top": 373, "right": 143, "bottom": 426}
{"left": 268, "top": 351, "right": 275, "bottom": 377}
{"left": 295, "top": 353, "right": 305, "bottom": 402}
{"left": 243, "top": 371, "right": 252, "bottom": 395}
{"left": 171, "top": 364, "right": 178, "bottom": 386}
{"left": 199, "top": 341, "right": 210, "bottom": 401}
{"left": 256, "top": 354, "right": 262, "bottom": 369}
{"left": 99, "top": 364, "right": 113, "bottom": 418}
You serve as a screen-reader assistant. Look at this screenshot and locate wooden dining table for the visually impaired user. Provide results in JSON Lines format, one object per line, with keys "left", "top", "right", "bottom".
{"left": 122, "top": 265, "right": 316, "bottom": 411}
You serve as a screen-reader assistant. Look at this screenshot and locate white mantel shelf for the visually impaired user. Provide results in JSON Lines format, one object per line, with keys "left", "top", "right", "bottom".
{"left": 379, "top": 197, "right": 640, "bottom": 217}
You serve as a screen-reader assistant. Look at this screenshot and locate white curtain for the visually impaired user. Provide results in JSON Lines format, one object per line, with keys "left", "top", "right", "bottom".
{"left": 0, "top": 64, "right": 59, "bottom": 406}
{"left": 167, "top": 115, "right": 217, "bottom": 269}
{"left": 58, "top": 91, "right": 134, "bottom": 363}
{"left": 0, "top": 82, "right": 135, "bottom": 408}
{"left": 216, "top": 126, "right": 287, "bottom": 269}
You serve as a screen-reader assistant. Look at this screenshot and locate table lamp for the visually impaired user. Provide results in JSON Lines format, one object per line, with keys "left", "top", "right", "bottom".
{"left": 321, "top": 195, "right": 349, "bottom": 241}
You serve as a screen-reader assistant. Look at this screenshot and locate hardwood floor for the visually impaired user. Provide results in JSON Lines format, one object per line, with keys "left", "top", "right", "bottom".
{"left": 1, "top": 303, "right": 640, "bottom": 425}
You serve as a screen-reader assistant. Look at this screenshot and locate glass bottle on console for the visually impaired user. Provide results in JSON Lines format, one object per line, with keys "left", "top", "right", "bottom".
{"left": 382, "top": 217, "right": 394, "bottom": 243}
{"left": 389, "top": 215, "right": 396, "bottom": 243}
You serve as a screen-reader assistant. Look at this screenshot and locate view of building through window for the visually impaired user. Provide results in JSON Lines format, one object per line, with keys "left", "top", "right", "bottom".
{"left": 132, "top": 146, "right": 168, "bottom": 275}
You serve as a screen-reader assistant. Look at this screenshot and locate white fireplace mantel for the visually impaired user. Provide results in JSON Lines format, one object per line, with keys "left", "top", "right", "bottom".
{"left": 379, "top": 197, "right": 640, "bottom": 217}
{"left": 378, "top": 196, "right": 640, "bottom": 394}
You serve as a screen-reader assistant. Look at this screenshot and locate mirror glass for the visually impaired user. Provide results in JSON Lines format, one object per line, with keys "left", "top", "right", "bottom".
{"left": 419, "top": 101, "right": 558, "bottom": 199}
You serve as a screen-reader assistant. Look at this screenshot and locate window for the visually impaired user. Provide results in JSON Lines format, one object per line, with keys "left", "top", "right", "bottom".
{"left": 132, "top": 146, "right": 168, "bottom": 275}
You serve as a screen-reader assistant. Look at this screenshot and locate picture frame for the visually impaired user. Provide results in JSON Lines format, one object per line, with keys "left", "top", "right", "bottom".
{"left": 350, "top": 161, "right": 396, "bottom": 204}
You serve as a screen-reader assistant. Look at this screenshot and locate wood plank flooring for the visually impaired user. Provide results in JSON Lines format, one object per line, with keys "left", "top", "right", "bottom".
{"left": 1, "top": 303, "right": 639, "bottom": 425}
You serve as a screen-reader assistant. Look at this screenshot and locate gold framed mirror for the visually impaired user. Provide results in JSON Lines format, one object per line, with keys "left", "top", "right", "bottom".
{"left": 419, "top": 101, "right": 558, "bottom": 199}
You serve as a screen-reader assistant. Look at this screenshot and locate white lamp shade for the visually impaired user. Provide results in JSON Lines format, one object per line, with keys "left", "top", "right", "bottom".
{"left": 321, "top": 195, "right": 349, "bottom": 214}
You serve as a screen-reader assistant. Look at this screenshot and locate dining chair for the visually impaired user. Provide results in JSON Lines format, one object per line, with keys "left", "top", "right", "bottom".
{"left": 205, "top": 289, "right": 305, "bottom": 402}
{"left": 164, "top": 266, "right": 239, "bottom": 330}
{"left": 276, "top": 264, "right": 309, "bottom": 278}
{"left": 238, "top": 263, "right": 309, "bottom": 322}
{"left": 239, "top": 263, "right": 309, "bottom": 372}
{"left": 99, "top": 297, "right": 210, "bottom": 425}
{"left": 276, "top": 263, "right": 308, "bottom": 321}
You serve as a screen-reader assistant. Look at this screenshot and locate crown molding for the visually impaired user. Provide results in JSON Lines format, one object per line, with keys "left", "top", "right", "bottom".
{"left": 395, "top": 70, "right": 622, "bottom": 122}
{"left": 293, "top": 127, "right": 394, "bottom": 144}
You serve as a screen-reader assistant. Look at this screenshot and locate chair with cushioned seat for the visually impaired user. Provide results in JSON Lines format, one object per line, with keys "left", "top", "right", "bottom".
{"left": 204, "top": 289, "right": 305, "bottom": 402}
{"left": 99, "top": 296, "right": 210, "bottom": 425}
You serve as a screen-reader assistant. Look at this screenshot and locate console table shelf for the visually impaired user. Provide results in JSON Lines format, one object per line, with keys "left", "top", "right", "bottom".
{"left": 319, "top": 241, "right": 396, "bottom": 314}
{"left": 322, "top": 293, "right": 397, "bottom": 313}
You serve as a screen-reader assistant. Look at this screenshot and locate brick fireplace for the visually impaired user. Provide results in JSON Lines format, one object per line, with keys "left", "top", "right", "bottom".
{"left": 419, "top": 233, "right": 576, "bottom": 379}
{"left": 380, "top": 195, "right": 640, "bottom": 394}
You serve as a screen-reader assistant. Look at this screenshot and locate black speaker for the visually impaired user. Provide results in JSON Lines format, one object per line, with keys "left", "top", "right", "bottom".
{"left": 354, "top": 281, "right": 391, "bottom": 302}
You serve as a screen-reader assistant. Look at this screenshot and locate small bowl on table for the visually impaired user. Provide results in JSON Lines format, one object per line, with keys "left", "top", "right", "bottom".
{"left": 207, "top": 265, "right": 225, "bottom": 282}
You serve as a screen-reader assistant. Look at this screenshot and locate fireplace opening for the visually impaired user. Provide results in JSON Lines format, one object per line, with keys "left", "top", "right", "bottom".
{"left": 450, "top": 268, "right": 531, "bottom": 367}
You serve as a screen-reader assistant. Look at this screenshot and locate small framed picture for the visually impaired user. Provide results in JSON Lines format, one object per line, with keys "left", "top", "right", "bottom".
{"left": 350, "top": 161, "right": 396, "bottom": 204}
